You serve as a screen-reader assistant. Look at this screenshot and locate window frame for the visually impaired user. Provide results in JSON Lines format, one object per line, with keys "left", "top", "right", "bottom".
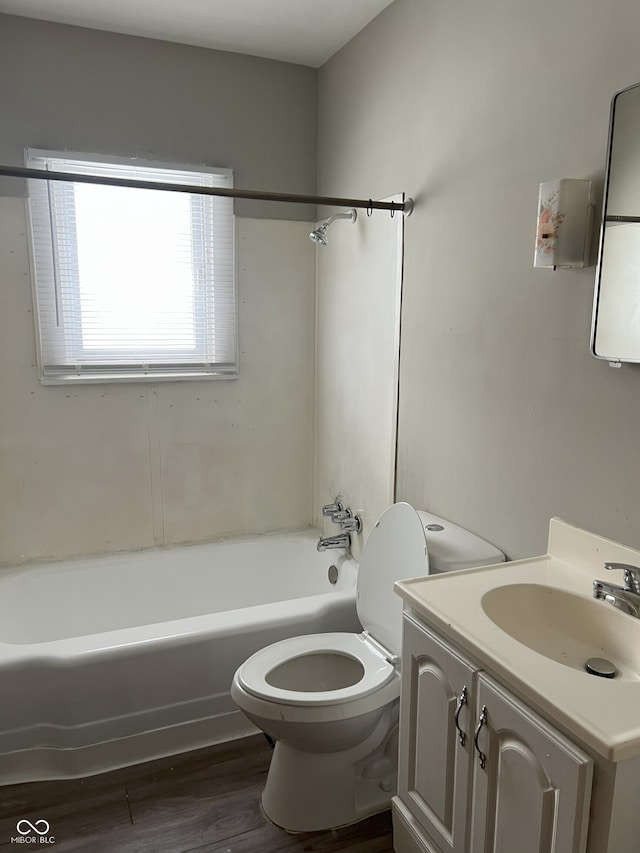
{"left": 25, "top": 149, "right": 238, "bottom": 385}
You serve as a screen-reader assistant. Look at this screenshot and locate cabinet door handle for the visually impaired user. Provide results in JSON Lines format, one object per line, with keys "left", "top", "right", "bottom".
{"left": 474, "top": 704, "right": 488, "bottom": 769}
{"left": 454, "top": 686, "right": 468, "bottom": 746}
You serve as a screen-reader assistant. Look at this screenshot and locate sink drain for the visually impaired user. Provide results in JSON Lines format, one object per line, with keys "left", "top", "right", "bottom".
{"left": 585, "top": 657, "right": 617, "bottom": 678}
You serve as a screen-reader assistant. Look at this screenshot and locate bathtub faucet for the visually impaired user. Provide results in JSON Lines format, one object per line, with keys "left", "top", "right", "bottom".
{"left": 317, "top": 533, "right": 351, "bottom": 552}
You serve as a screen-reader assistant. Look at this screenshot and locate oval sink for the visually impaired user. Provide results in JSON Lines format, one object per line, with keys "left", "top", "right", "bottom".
{"left": 481, "top": 583, "right": 640, "bottom": 681}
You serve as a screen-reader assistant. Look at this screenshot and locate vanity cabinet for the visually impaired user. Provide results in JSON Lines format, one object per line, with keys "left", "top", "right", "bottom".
{"left": 395, "top": 615, "right": 474, "bottom": 853}
{"left": 393, "top": 614, "right": 593, "bottom": 853}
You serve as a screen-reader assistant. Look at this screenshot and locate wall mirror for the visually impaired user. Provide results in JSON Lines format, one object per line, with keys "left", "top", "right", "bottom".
{"left": 592, "top": 81, "right": 640, "bottom": 365}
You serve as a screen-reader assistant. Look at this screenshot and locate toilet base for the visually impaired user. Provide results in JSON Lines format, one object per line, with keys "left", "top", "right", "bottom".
{"left": 262, "top": 704, "right": 398, "bottom": 832}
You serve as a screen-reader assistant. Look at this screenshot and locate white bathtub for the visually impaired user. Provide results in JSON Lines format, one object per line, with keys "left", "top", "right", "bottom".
{"left": 0, "top": 530, "right": 360, "bottom": 784}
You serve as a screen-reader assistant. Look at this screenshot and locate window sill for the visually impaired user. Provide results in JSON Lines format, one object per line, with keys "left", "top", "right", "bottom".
{"left": 40, "top": 370, "right": 239, "bottom": 385}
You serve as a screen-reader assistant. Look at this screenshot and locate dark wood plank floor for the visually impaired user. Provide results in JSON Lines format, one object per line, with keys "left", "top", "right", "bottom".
{"left": 0, "top": 735, "right": 394, "bottom": 852}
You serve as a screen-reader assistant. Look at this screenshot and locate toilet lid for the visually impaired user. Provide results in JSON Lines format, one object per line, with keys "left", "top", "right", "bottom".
{"left": 357, "top": 502, "right": 428, "bottom": 658}
{"left": 236, "top": 632, "right": 396, "bottom": 706}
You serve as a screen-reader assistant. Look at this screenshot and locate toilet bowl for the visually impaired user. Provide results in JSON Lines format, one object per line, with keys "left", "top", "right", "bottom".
{"left": 231, "top": 502, "right": 504, "bottom": 832}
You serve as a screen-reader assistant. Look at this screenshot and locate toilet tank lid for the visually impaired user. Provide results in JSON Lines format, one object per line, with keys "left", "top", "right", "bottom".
{"left": 417, "top": 511, "right": 505, "bottom": 572}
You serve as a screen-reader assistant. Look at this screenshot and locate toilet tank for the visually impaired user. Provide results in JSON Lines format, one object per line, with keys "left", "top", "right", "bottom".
{"left": 417, "top": 511, "right": 505, "bottom": 573}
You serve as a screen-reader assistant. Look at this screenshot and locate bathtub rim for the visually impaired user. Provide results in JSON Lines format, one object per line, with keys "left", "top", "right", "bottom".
{"left": 0, "top": 531, "right": 358, "bottom": 653}
{"left": 0, "top": 583, "right": 357, "bottom": 663}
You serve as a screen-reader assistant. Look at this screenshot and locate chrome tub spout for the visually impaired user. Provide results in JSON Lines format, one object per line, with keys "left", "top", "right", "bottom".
{"left": 317, "top": 533, "right": 351, "bottom": 552}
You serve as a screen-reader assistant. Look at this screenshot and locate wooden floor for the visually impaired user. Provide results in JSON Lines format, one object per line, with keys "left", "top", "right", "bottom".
{"left": 0, "top": 735, "right": 395, "bottom": 852}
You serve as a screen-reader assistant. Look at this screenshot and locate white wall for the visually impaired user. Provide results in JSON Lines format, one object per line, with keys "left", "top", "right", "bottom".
{"left": 0, "top": 15, "right": 319, "bottom": 565}
{"left": 319, "top": 0, "right": 640, "bottom": 559}
{"left": 313, "top": 202, "right": 403, "bottom": 558}
{"left": 0, "top": 206, "right": 315, "bottom": 564}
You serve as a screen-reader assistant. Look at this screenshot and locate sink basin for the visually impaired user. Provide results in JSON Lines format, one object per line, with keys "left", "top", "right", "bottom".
{"left": 481, "top": 583, "right": 640, "bottom": 681}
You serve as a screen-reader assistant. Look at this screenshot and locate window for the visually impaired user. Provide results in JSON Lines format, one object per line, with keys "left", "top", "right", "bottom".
{"left": 26, "top": 150, "right": 237, "bottom": 383}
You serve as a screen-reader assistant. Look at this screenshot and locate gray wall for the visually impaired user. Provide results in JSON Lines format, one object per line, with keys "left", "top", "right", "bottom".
{"left": 319, "top": 0, "right": 640, "bottom": 559}
{"left": 0, "top": 13, "right": 317, "bottom": 219}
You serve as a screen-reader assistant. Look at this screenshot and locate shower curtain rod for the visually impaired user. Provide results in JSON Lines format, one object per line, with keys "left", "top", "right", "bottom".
{"left": 0, "top": 165, "right": 413, "bottom": 214}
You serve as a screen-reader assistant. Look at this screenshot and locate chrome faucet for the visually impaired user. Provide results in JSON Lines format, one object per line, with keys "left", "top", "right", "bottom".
{"left": 592, "top": 562, "right": 640, "bottom": 618}
{"left": 317, "top": 533, "right": 351, "bottom": 552}
{"left": 318, "top": 497, "right": 362, "bottom": 551}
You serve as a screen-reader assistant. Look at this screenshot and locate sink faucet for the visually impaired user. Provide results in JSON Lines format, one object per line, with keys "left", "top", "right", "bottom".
{"left": 593, "top": 562, "right": 640, "bottom": 618}
{"left": 317, "top": 533, "right": 351, "bottom": 552}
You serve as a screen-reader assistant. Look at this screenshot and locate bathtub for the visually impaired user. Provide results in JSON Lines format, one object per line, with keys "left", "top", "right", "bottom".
{"left": 0, "top": 529, "right": 360, "bottom": 784}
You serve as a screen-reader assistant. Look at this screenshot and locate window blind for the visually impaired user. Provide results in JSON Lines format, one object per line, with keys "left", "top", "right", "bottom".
{"left": 26, "top": 150, "right": 237, "bottom": 383}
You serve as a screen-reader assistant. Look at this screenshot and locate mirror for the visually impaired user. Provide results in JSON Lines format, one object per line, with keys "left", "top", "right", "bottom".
{"left": 592, "top": 82, "right": 640, "bottom": 364}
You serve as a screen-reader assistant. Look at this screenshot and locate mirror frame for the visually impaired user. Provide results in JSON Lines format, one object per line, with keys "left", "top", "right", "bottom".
{"left": 591, "top": 80, "right": 640, "bottom": 366}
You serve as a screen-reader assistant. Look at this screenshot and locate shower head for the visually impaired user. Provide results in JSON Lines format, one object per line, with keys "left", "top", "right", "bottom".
{"left": 309, "top": 223, "right": 329, "bottom": 245}
{"left": 309, "top": 209, "right": 357, "bottom": 245}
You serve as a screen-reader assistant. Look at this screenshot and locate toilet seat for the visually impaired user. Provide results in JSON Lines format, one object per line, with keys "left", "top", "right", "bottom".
{"left": 236, "top": 632, "right": 396, "bottom": 706}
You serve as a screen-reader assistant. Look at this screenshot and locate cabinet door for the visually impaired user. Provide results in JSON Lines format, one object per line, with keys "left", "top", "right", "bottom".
{"left": 398, "top": 615, "right": 477, "bottom": 853}
{"left": 470, "top": 673, "right": 593, "bottom": 853}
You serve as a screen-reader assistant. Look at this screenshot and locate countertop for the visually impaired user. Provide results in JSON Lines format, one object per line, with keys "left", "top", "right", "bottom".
{"left": 395, "top": 517, "right": 640, "bottom": 762}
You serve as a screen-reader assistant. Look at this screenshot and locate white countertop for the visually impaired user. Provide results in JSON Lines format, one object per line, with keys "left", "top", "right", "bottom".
{"left": 395, "top": 517, "right": 640, "bottom": 762}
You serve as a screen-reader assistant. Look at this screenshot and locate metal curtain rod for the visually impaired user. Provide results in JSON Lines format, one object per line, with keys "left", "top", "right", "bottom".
{"left": 0, "top": 165, "right": 413, "bottom": 214}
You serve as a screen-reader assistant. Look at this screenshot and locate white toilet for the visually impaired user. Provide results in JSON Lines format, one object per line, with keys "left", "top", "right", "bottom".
{"left": 231, "top": 502, "right": 504, "bottom": 832}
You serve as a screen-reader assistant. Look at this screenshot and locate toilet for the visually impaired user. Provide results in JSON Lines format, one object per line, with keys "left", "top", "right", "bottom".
{"left": 230, "top": 502, "right": 504, "bottom": 832}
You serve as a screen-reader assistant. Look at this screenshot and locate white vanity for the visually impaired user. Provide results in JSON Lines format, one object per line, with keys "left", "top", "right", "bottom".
{"left": 392, "top": 518, "right": 640, "bottom": 853}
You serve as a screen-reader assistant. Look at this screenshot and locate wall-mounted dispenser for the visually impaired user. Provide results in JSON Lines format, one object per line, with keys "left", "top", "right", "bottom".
{"left": 534, "top": 179, "right": 594, "bottom": 269}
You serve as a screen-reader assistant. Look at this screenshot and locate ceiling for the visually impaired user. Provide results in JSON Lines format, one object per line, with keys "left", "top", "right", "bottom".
{"left": 0, "top": 0, "right": 395, "bottom": 67}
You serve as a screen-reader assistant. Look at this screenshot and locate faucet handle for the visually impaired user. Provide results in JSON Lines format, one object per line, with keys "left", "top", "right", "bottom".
{"left": 322, "top": 499, "right": 344, "bottom": 517}
{"left": 340, "top": 514, "right": 362, "bottom": 533}
{"left": 330, "top": 508, "right": 351, "bottom": 522}
{"left": 604, "top": 562, "right": 640, "bottom": 594}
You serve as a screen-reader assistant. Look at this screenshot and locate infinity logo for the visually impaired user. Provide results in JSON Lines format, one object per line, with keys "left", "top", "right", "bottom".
{"left": 16, "top": 819, "right": 50, "bottom": 836}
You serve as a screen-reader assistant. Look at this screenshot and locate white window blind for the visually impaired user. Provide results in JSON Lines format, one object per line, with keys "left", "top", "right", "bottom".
{"left": 26, "top": 150, "right": 237, "bottom": 383}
